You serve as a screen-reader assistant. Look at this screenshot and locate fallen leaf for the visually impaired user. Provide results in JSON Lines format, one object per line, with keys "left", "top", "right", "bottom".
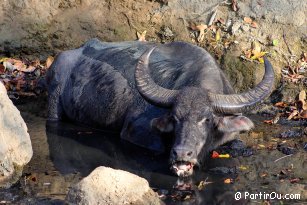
{"left": 184, "top": 195, "right": 191, "bottom": 200}
{"left": 289, "top": 178, "right": 300, "bottom": 183}
{"left": 137, "top": 30, "right": 147, "bottom": 42}
{"left": 299, "top": 90, "right": 306, "bottom": 101}
{"left": 224, "top": 178, "right": 233, "bottom": 184}
{"left": 215, "top": 28, "right": 221, "bottom": 42}
{"left": 243, "top": 17, "right": 253, "bottom": 24}
{"left": 196, "top": 24, "right": 207, "bottom": 42}
{"left": 45, "top": 56, "right": 54, "bottom": 69}
{"left": 250, "top": 21, "right": 258, "bottom": 28}
{"left": 211, "top": 151, "right": 219, "bottom": 158}
{"left": 283, "top": 74, "right": 305, "bottom": 83}
{"left": 3, "top": 61, "right": 15, "bottom": 71}
{"left": 197, "top": 180, "right": 213, "bottom": 190}
{"left": 0, "top": 57, "right": 9, "bottom": 63}
{"left": 31, "top": 59, "right": 40, "bottom": 67}
{"left": 239, "top": 165, "right": 248, "bottom": 170}
{"left": 218, "top": 154, "right": 230, "bottom": 158}
{"left": 274, "top": 102, "right": 288, "bottom": 108}
{"left": 244, "top": 50, "right": 252, "bottom": 59}
{"left": 287, "top": 110, "right": 299, "bottom": 120}
{"left": 299, "top": 110, "right": 307, "bottom": 118}
{"left": 217, "top": 18, "right": 225, "bottom": 24}
{"left": 0, "top": 64, "right": 4, "bottom": 74}
{"left": 263, "top": 119, "right": 273, "bottom": 124}
{"left": 258, "top": 144, "right": 266, "bottom": 148}
{"left": 249, "top": 41, "right": 267, "bottom": 63}
{"left": 298, "top": 90, "right": 307, "bottom": 110}
{"left": 272, "top": 39, "right": 278, "bottom": 46}
{"left": 232, "top": 0, "right": 238, "bottom": 11}
{"left": 252, "top": 41, "right": 261, "bottom": 54}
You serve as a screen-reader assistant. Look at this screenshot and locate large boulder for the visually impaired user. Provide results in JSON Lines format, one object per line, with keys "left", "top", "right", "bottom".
{"left": 66, "top": 166, "right": 161, "bottom": 205}
{"left": 0, "top": 82, "right": 33, "bottom": 188}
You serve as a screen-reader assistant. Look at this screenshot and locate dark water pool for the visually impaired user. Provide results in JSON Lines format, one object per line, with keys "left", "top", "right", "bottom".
{"left": 0, "top": 111, "right": 306, "bottom": 205}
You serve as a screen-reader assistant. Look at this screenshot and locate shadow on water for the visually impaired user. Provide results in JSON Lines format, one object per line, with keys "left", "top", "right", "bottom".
{"left": 46, "top": 121, "right": 247, "bottom": 205}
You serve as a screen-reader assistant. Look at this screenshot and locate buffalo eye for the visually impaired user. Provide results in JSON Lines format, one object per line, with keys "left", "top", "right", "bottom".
{"left": 197, "top": 117, "right": 209, "bottom": 126}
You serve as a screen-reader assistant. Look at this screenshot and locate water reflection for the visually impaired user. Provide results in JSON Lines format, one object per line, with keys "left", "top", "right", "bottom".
{"left": 46, "top": 121, "right": 247, "bottom": 205}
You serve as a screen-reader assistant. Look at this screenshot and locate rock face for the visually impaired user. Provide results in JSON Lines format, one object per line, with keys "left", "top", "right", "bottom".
{"left": 0, "top": 82, "right": 33, "bottom": 188}
{"left": 0, "top": 0, "right": 305, "bottom": 57}
{"left": 66, "top": 166, "right": 161, "bottom": 205}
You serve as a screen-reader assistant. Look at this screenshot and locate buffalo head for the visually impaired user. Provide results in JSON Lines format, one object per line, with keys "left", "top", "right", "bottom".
{"left": 135, "top": 46, "right": 274, "bottom": 177}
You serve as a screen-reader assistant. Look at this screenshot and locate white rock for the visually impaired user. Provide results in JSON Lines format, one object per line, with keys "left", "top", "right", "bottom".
{"left": 66, "top": 166, "right": 161, "bottom": 205}
{"left": 0, "top": 82, "right": 33, "bottom": 188}
{"left": 231, "top": 22, "right": 242, "bottom": 35}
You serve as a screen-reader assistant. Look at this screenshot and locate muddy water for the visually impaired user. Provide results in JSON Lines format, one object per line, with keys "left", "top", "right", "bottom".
{"left": 0, "top": 109, "right": 306, "bottom": 204}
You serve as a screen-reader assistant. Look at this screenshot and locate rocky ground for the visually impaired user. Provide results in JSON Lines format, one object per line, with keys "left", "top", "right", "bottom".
{"left": 0, "top": 0, "right": 306, "bottom": 204}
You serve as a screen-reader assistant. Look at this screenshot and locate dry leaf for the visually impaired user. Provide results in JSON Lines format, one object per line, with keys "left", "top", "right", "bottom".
{"left": 252, "top": 41, "right": 261, "bottom": 55}
{"left": 290, "top": 178, "right": 300, "bottom": 183}
{"left": 211, "top": 151, "right": 219, "bottom": 158}
{"left": 274, "top": 102, "right": 288, "bottom": 108}
{"left": 31, "top": 59, "right": 40, "bottom": 67}
{"left": 299, "top": 90, "right": 306, "bottom": 101}
{"left": 287, "top": 110, "right": 299, "bottom": 120}
{"left": 298, "top": 90, "right": 307, "bottom": 110}
{"left": 196, "top": 24, "right": 207, "bottom": 42}
{"left": 46, "top": 56, "right": 54, "bottom": 69}
{"left": 232, "top": 0, "right": 238, "bottom": 11}
{"left": 0, "top": 57, "right": 9, "bottom": 63}
{"left": 215, "top": 28, "right": 221, "bottom": 41}
{"left": 299, "top": 110, "right": 307, "bottom": 118}
{"left": 0, "top": 64, "right": 5, "bottom": 74}
{"left": 137, "top": 30, "right": 147, "bottom": 42}
{"left": 239, "top": 165, "right": 248, "bottom": 170}
{"left": 258, "top": 144, "right": 266, "bottom": 148}
{"left": 197, "top": 180, "right": 213, "bottom": 190}
{"left": 218, "top": 154, "right": 230, "bottom": 158}
{"left": 224, "top": 178, "right": 233, "bottom": 184}
{"left": 263, "top": 119, "right": 273, "bottom": 124}
{"left": 14, "top": 61, "right": 27, "bottom": 71}
{"left": 251, "top": 21, "right": 258, "bottom": 28}
{"left": 250, "top": 41, "right": 267, "bottom": 63}
{"left": 243, "top": 17, "right": 253, "bottom": 24}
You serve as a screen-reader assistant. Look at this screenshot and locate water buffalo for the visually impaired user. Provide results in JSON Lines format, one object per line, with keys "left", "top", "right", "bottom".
{"left": 47, "top": 38, "right": 274, "bottom": 177}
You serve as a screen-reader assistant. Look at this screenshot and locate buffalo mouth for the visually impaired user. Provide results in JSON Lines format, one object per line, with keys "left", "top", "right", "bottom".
{"left": 171, "top": 161, "right": 195, "bottom": 177}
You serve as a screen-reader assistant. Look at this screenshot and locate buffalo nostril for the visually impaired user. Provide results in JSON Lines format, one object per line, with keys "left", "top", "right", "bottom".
{"left": 187, "top": 151, "right": 193, "bottom": 157}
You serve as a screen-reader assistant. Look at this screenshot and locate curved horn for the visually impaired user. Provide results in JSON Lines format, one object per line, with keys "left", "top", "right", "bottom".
{"left": 209, "top": 57, "right": 275, "bottom": 114}
{"left": 135, "top": 46, "right": 179, "bottom": 107}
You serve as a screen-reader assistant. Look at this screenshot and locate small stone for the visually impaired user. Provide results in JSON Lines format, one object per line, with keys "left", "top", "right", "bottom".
{"left": 208, "top": 167, "right": 237, "bottom": 175}
{"left": 277, "top": 144, "right": 297, "bottom": 155}
{"left": 241, "top": 24, "right": 250, "bottom": 32}
{"left": 231, "top": 22, "right": 241, "bottom": 35}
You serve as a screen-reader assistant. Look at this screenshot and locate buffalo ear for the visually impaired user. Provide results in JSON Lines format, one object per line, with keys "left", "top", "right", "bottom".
{"left": 151, "top": 115, "right": 174, "bottom": 133}
{"left": 215, "top": 115, "right": 254, "bottom": 133}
